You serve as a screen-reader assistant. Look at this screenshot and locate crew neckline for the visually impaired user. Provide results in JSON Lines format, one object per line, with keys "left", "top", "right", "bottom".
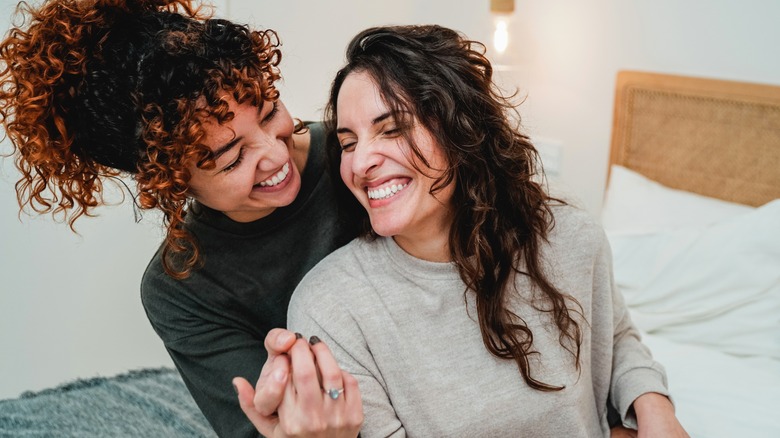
{"left": 379, "top": 236, "right": 459, "bottom": 280}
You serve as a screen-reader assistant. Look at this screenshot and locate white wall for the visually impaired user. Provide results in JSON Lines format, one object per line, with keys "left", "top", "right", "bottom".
{"left": 225, "top": 0, "right": 420, "bottom": 122}
{"left": 2, "top": 0, "right": 779, "bottom": 399}
{"left": 0, "top": 0, "right": 167, "bottom": 399}
{"left": 507, "top": 0, "right": 780, "bottom": 212}
{"left": 226, "top": 0, "right": 780, "bottom": 212}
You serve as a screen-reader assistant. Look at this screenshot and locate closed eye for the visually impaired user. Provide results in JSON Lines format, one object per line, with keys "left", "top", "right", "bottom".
{"left": 383, "top": 127, "right": 401, "bottom": 137}
{"left": 340, "top": 141, "right": 357, "bottom": 153}
{"left": 222, "top": 148, "right": 244, "bottom": 172}
{"left": 260, "top": 101, "right": 279, "bottom": 125}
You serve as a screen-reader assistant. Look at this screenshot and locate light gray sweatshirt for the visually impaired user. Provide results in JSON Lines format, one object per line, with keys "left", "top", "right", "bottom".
{"left": 288, "top": 205, "right": 669, "bottom": 437}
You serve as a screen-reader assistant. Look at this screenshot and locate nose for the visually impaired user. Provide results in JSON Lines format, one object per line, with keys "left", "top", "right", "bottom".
{"left": 251, "top": 131, "right": 289, "bottom": 173}
{"left": 351, "top": 137, "right": 384, "bottom": 177}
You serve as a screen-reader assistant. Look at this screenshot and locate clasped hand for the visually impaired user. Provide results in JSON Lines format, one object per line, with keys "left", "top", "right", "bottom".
{"left": 233, "top": 329, "right": 363, "bottom": 438}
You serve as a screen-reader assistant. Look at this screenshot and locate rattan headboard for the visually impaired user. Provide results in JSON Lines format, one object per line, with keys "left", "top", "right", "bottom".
{"left": 608, "top": 71, "right": 780, "bottom": 206}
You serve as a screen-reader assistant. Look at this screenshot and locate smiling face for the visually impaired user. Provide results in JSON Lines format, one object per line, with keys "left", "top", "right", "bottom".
{"left": 336, "top": 71, "right": 455, "bottom": 260}
{"left": 187, "top": 98, "right": 301, "bottom": 222}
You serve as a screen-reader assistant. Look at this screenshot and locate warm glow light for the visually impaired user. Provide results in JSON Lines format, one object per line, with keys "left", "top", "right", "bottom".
{"left": 493, "top": 19, "right": 509, "bottom": 54}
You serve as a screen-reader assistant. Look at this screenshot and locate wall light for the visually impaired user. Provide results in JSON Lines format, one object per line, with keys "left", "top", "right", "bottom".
{"left": 490, "top": 0, "right": 515, "bottom": 55}
{"left": 494, "top": 19, "right": 509, "bottom": 54}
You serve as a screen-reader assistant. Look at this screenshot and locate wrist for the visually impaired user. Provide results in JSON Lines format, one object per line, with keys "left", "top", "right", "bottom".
{"left": 632, "top": 392, "right": 674, "bottom": 423}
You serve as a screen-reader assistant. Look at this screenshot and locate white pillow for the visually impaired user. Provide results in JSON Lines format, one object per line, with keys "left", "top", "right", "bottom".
{"left": 601, "top": 165, "right": 754, "bottom": 234}
{"left": 610, "top": 200, "right": 780, "bottom": 360}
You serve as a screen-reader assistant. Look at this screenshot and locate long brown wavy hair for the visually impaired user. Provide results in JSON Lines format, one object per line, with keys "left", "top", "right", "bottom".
{"left": 325, "top": 25, "right": 583, "bottom": 391}
{"left": 0, "top": 0, "right": 287, "bottom": 278}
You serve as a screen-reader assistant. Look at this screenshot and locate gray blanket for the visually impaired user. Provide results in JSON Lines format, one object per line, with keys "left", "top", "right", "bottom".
{"left": 0, "top": 368, "right": 216, "bottom": 437}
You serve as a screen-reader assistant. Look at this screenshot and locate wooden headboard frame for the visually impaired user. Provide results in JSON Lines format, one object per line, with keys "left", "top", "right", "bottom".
{"left": 608, "top": 71, "right": 780, "bottom": 206}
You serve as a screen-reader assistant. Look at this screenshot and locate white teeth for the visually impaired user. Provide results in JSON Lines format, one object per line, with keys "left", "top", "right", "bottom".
{"left": 259, "top": 163, "right": 290, "bottom": 187}
{"left": 367, "top": 182, "right": 408, "bottom": 200}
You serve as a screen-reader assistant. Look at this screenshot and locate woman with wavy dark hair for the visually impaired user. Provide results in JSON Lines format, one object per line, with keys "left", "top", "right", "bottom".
{"left": 0, "top": 0, "right": 362, "bottom": 436}
{"left": 281, "top": 24, "right": 689, "bottom": 437}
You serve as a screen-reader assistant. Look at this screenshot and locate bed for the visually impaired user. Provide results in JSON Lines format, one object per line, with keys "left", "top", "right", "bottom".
{"left": 601, "top": 71, "right": 780, "bottom": 437}
{"left": 1, "top": 71, "right": 777, "bottom": 437}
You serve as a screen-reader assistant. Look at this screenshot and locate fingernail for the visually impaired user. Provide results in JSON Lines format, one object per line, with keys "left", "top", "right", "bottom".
{"left": 295, "top": 332, "right": 303, "bottom": 340}
{"left": 273, "top": 368, "right": 286, "bottom": 382}
{"left": 309, "top": 336, "right": 321, "bottom": 345}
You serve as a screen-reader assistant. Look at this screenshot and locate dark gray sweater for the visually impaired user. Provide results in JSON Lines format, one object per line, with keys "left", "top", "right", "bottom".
{"left": 141, "top": 122, "right": 356, "bottom": 438}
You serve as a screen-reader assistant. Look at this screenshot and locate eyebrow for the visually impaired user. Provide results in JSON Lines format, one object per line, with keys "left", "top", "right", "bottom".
{"left": 336, "top": 111, "right": 393, "bottom": 135}
{"left": 212, "top": 136, "right": 242, "bottom": 161}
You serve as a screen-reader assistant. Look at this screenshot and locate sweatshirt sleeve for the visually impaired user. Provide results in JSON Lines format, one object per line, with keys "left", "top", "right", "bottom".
{"left": 287, "top": 272, "right": 407, "bottom": 438}
{"left": 596, "top": 230, "right": 671, "bottom": 429}
{"left": 142, "top": 270, "right": 263, "bottom": 438}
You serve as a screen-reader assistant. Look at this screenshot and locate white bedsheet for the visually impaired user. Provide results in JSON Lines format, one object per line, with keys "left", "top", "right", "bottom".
{"left": 603, "top": 165, "right": 780, "bottom": 437}
{"left": 642, "top": 332, "right": 780, "bottom": 438}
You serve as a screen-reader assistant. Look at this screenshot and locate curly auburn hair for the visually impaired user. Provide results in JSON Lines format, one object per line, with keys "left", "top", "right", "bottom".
{"left": 0, "top": 0, "right": 286, "bottom": 278}
{"left": 325, "top": 25, "right": 583, "bottom": 391}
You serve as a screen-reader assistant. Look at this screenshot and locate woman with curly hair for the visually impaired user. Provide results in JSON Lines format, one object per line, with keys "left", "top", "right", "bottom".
{"left": 270, "top": 24, "right": 689, "bottom": 437}
{"left": 0, "top": 0, "right": 362, "bottom": 436}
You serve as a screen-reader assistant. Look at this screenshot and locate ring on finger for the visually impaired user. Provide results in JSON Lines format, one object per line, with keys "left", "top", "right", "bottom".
{"left": 324, "top": 387, "right": 344, "bottom": 400}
